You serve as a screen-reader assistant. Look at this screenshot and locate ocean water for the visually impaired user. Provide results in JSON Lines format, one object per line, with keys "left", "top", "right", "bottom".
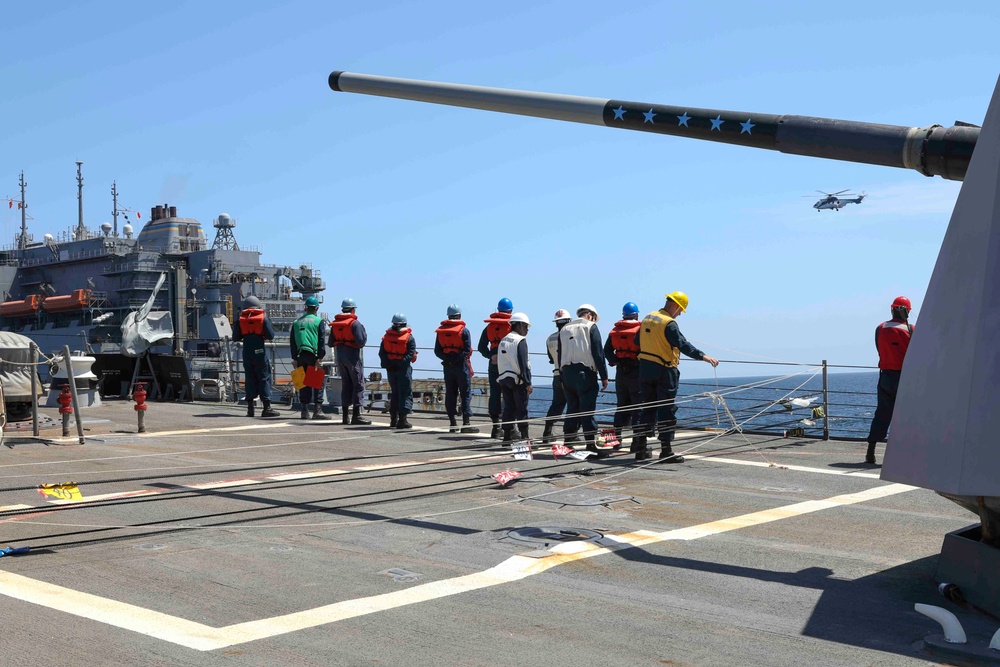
{"left": 526, "top": 370, "right": 880, "bottom": 440}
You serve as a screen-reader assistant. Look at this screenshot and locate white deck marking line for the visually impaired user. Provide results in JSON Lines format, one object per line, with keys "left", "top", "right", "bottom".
{"left": 0, "top": 481, "right": 914, "bottom": 651}
{"left": 0, "top": 504, "right": 33, "bottom": 512}
{"left": 46, "top": 489, "right": 162, "bottom": 505}
{"left": 684, "top": 454, "right": 882, "bottom": 479}
{"left": 48, "top": 422, "right": 294, "bottom": 444}
{"left": 182, "top": 479, "right": 263, "bottom": 490}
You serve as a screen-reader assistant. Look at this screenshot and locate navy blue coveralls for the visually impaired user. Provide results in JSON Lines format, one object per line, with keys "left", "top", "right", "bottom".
{"left": 290, "top": 315, "right": 328, "bottom": 408}
{"left": 379, "top": 334, "right": 416, "bottom": 419}
{"left": 233, "top": 312, "right": 276, "bottom": 405}
{"left": 545, "top": 331, "right": 567, "bottom": 429}
{"left": 499, "top": 337, "right": 532, "bottom": 436}
{"left": 478, "top": 328, "right": 502, "bottom": 424}
{"left": 604, "top": 334, "right": 641, "bottom": 432}
{"left": 435, "top": 326, "right": 474, "bottom": 419}
{"left": 558, "top": 324, "right": 608, "bottom": 445}
{"left": 331, "top": 319, "right": 367, "bottom": 410}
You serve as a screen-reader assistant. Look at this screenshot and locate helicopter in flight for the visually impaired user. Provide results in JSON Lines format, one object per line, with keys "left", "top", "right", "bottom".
{"left": 810, "top": 189, "right": 866, "bottom": 211}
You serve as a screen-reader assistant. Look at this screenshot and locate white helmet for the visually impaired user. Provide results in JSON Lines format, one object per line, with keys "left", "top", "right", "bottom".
{"left": 577, "top": 303, "right": 599, "bottom": 322}
{"left": 552, "top": 308, "right": 571, "bottom": 322}
{"left": 509, "top": 312, "right": 531, "bottom": 326}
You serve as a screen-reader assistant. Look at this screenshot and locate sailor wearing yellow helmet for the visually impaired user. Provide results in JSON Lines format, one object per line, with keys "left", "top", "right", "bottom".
{"left": 632, "top": 291, "right": 719, "bottom": 463}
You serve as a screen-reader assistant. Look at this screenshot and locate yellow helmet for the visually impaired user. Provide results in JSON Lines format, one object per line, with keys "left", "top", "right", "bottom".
{"left": 665, "top": 291, "right": 688, "bottom": 312}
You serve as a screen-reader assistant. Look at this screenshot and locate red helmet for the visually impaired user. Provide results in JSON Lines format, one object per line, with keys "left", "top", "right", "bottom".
{"left": 891, "top": 296, "right": 912, "bottom": 310}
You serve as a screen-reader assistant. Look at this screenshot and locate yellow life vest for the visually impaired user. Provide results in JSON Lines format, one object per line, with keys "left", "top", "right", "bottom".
{"left": 638, "top": 310, "right": 680, "bottom": 367}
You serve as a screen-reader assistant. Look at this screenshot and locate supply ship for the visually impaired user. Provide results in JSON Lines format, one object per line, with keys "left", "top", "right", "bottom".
{"left": 0, "top": 167, "right": 325, "bottom": 398}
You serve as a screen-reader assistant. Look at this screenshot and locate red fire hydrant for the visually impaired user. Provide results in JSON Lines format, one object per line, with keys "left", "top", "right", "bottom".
{"left": 133, "top": 383, "right": 148, "bottom": 433}
{"left": 57, "top": 385, "right": 73, "bottom": 437}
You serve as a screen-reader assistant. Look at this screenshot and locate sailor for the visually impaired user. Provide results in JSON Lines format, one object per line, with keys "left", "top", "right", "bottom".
{"left": 865, "top": 296, "right": 914, "bottom": 465}
{"left": 497, "top": 312, "right": 532, "bottom": 443}
{"left": 379, "top": 313, "right": 417, "bottom": 429}
{"left": 290, "top": 295, "right": 332, "bottom": 420}
{"left": 633, "top": 292, "right": 719, "bottom": 462}
{"left": 604, "top": 301, "right": 642, "bottom": 447}
{"left": 434, "top": 304, "right": 479, "bottom": 433}
{"left": 232, "top": 295, "right": 279, "bottom": 418}
{"left": 557, "top": 304, "right": 610, "bottom": 457}
{"left": 478, "top": 297, "right": 514, "bottom": 439}
{"left": 542, "top": 309, "right": 572, "bottom": 442}
{"left": 329, "top": 297, "right": 371, "bottom": 425}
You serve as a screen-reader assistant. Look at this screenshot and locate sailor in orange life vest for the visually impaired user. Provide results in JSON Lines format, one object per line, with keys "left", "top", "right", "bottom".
{"left": 478, "top": 297, "right": 514, "bottom": 439}
{"left": 434, "top": 304, "right": 479, "bottom": 434}
{"left": 379, "top": 312, "right": 417, "bottom": 429}
{"left": 632, "top": 292, "right": 719, "bottom": 462}
{"left": 290, "top": 295, "right": 332, "bottom": 420}
{"left": 605, "top": 301, "right": 644, "bottom": 447}
{"left": 497, "top": 312, "right": 533, "bottom": 443}
{"left": 865, "top": 296, "right": 914, "bottom": 465}
{"left": 558, "top": 304, "right": 610, "bottom": 457}
{"left": 329, "top": 297, "right": 371, "bottom": 426}
{"left": 542, "top": 309, "right": 572, "bottom": 442}
{"left": 232, "top": 295, "right": 280, "bottom": 418}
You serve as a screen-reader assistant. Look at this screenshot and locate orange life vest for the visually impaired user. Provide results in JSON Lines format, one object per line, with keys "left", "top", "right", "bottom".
{"left": 383, "top": 327, "right": 416, "bottom": 362}
{"left": 609, "top": 319, "right": 641, "bottom": 360}
{"left": 483, "top": 312, "right": 512, "bottom": 351}
{"left": 238, "top": 309, "right": 265, "bottom": 336}
{"left": 330, "top": 313, "right": 360, "bottom": 347}
{"left": 435, "top": 319, "right": 468, "bottom": 356}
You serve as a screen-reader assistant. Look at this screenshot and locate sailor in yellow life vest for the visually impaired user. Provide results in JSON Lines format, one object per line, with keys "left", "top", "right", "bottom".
{"left": 633, "top": 292, "right": 719, "bottom": 462}
{"left": 232, "top": 295, "right": 279, "bottom": 418}
{"left": 379, "top": 312, "right": 417, "bottom": 429}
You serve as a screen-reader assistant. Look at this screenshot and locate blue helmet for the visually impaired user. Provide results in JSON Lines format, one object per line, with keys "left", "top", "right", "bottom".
{"left": 391, "top": 312, "right": 407, "bottom": 325}
{"left": 341, "top": 297, "right": 357, "bottom": 309}
{"left": 497, "top": 297, "right": 513, "bottom": 312}
{"left": 622, "top": 301, "right": 639, "bottom": 318}
{"left": 447, "top": 304, "right": 461, "bottom": 318}
{"left": 304, "top": 296, "right": 320, "bottom": 308}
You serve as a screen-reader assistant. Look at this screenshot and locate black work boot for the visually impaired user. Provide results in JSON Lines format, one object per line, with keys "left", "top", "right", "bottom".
{"left": 586, "top": 441, "right": 610, "bottom": 459}
{"left": 260, "top": 401, "right": 279, "bottom": 419}
{"left": 389, "top": 413, "right": 398, "bottom": 428}
{"left": 542, "top": 423, "right": 553, "bottom": 443}
{"left": 659, "top": 443, "right": 684, "bottom": 463}
{"left": 351, "top": 405, "right": 372, "bottom": 425}
{"left": 300, "top": 405, "right": 309, "bottom": 420}
{"left": 490, "top": 421, "right": 501, "bottom": 440}
{"left": 449, "top": 416, "right": 459, "bottom": 433}
{"left": 632, "top": 435, "right": 651, "bottom": 461}
{"left": 460, "top": 416, "right": 480, "bottom": 434}
{"left": 518, "top": 424, "right": 530, "bottom": 442}
{"left": 397, "top": 414, "right": 413, "bottom": 429}
{"left": 342, "top": 409, "right": 350, "bottom": 425}
{"left": 502, "top": 427, "right": 513, "bottom": 444}
{"left": 312, "top": 405, "right": 332, "bottom": 420}
{"left": 246, "top": 402, "right": 255, "bottom": 418}
{"left": 865, "top": 442, "right": 877, "bottom": 465}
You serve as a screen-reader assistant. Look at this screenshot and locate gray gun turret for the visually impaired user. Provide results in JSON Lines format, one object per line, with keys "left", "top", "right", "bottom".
{"left": 329, "top": 71, "right": 978, "bottom": 181}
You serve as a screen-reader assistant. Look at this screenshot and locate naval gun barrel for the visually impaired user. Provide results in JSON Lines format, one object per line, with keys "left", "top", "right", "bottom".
{"left": 329, "top": 71, "right": 977, "bottom": 181}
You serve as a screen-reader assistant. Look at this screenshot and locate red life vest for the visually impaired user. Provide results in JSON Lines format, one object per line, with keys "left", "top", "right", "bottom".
{"left": 483, "top": 312, "right": 512, "bottom": 351}
{"left": 435, "top": 319, "right": 468, "bottom": 355}
{"left": 609, "top": 319, "right": 641, "bottom": 360}
{"left": 238, "top": 308, "right": 265, "bottom": 336}
{"left": 330, "top": 313, "right": 360, "bottom": 347}
{"left": 876, "top": 319, "right": 913, "bottom": 371}
{"left": 383, "top": 327, "right": 416, "bottom": 362}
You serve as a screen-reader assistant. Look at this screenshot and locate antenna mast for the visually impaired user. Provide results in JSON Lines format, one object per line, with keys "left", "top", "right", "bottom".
{"left": 75, "top": 161, "right": 85, "bottom": 240}
{"left": 17, "top": 171, "right": 28, "bottom": 251}
{"left": 111, "top": 181, "right": 119, "bottom": 236}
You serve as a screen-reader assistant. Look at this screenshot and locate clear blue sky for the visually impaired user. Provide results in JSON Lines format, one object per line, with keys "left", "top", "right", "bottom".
{"left": 2, "top": 1, "right": 996, "bottom": 379}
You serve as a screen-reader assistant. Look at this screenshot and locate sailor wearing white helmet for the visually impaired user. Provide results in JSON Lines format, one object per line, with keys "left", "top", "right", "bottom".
{"left": 557, "top": 304, "right": 610, "bottom": 457}
{"left": 542, "top": 309, "right": 572, "bottom": 442}
{"left": 497, "top": 312, "right": 533, "bottom": 443}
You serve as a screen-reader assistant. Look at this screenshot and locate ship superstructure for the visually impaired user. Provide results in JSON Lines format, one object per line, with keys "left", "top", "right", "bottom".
{"left": 0, "top": 171, "right": 325, "bottom": 387}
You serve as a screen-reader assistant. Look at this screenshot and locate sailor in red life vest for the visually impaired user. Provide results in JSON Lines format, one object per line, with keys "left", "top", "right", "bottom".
{"left": 232, "top": 295, "right": 279, "bottom": 418}
{"left": 434, "top": 304, "right": 479, "bottom": 434}
{"left": 497, "top": 313, "right": 532, "bottom": 443}
{"left": 329, "top": 297, "right": 371, "bottom": 426}
{"left": 865, "top": 296, "right": 915, "bottom": 465}
{"left": 542, "top": 309, "right": 572, "bottom": 442}
{"left": 603, "top": 301, "right": 642, "bottom": 447}
{"left": 478, "top": 297, "right": 514, "bottom": 439}
{"left": 379, "top": 312, "right": 417, "bottom": 429}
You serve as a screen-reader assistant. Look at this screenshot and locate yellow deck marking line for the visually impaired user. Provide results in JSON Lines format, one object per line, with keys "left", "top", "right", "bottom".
{"left": 684, "top": 454, "right": 881, "bottom": 479}
{"left": 0, "top": 481, "right": 913, "bottom": 651}
{"left": 46, "top": 489, "right": 162, "bottom": 505}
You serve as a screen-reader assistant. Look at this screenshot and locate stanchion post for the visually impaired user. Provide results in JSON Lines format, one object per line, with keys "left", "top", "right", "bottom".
{"left": 62, "top": 346, "right": 85, "bottom": 444}
{"left": 29, "top": 342, "right": 39, "bottom": 437}
{"left": 133, "top": 382, "right": 148, "bottom": 433}
{"left": 821, "top": 359, "right": 830, "bottom": 441}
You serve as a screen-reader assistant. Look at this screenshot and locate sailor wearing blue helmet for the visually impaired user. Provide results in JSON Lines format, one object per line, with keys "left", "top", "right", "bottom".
{"left": 604, "top": 301, "right": 642, "bottom": 449}
{"left": 478, "top": 297, "right": 514, "bottom": 439}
